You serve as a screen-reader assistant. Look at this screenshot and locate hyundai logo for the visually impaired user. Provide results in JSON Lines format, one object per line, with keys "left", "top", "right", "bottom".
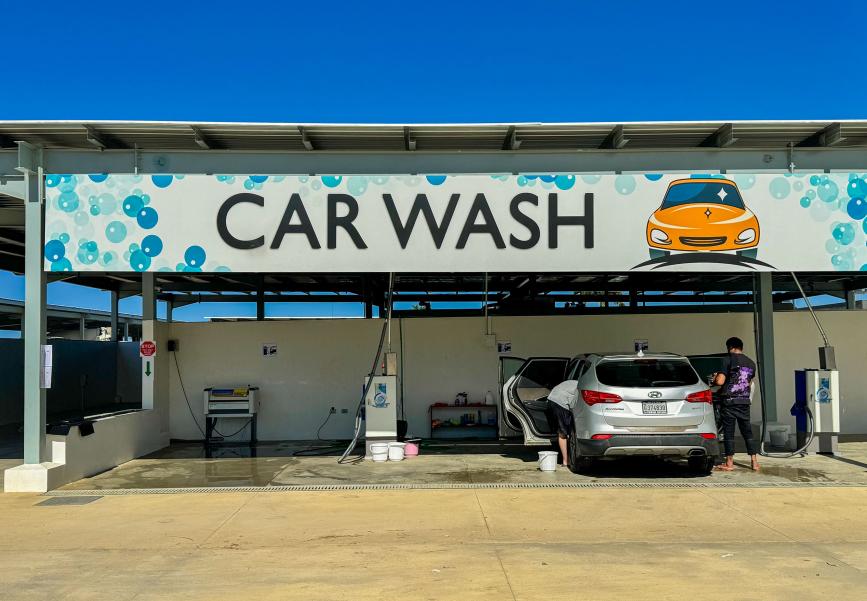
{"left": 647, "top": 391, "right": 662, "bottom": 398}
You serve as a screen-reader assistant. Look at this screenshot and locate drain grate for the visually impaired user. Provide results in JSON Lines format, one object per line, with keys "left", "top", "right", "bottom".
{"left": 43, "top": 481, "right": 867, "bottom": 496}
{"left": 37, "top": 495, "right": 102, "bottom": 505}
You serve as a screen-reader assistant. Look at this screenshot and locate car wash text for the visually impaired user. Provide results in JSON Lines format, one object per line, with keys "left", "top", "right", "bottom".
{"left": 216, "top": 192, "right": 595, "bottom": 250}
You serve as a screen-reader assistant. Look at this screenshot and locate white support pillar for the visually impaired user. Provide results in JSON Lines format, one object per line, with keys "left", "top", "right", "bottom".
{"left": 79, "top": 316, "right": 86, "bottom": 340}
{"left": 23, "top": 167, "right": 46, "bottom": 462}
{"left": 141, "top": 272, "right": 155, "bottom": 410}
{"left": 5, "top": 152, "right": 65, "bottom": 492}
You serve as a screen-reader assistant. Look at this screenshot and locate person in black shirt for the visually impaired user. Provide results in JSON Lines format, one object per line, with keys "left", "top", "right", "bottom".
{"left": 712, "top": 336, "right": 760, "bottom": 472}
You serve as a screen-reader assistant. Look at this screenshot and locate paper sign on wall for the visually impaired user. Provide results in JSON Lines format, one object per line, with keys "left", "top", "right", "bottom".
{"left": 262, "top": 343, "right": 278, "bottom": 358}
{"left": 497, "top": 341, "right": 513, "bottom": 353}
{"left": 40, "top": 344, "right": 53, "bottom": 389}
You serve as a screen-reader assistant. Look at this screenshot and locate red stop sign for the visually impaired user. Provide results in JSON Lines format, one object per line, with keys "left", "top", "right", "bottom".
{"left": 140, "top": 340, "right": 156, "bottom": 357}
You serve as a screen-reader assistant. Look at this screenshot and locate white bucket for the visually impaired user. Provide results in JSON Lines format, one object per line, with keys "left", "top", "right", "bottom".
{"left": 538, "top": 451, "right": 558, "bottom": 472}
{"left": 370, "top": 442, "right": 389, "bottom": 462}
{"left": 388, "top": 442, "right": 406, "bottom": 462}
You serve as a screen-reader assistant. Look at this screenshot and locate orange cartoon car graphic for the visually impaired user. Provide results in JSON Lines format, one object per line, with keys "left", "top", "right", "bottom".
{"left": 646, "top": 178, "right": 760, "bottom": 259}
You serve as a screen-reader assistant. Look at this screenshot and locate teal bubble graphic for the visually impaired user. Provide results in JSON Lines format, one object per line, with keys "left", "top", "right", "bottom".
{"left": 581, "top": 175, "right": 602, "bottom": 184}
{"left": 73, "top": 211, "right": 89, "bottom": 226}
{"left": 806, "top": 189, "right": 816, "bottom": 200}
{"left": 44, "top": 240, "right": 65, "bottom": 262}
{"left": 425, "top": 175, "right": 447, "bottom": 185}
{"left": 141, "top": 235, "right": 163, "bottom": 257}
{"left": 321, "top": 175, "right": 343, "bottom": 188}
{"left": 644, "top": 174, "right": 663, "bottom": 181}
{"left": 371, "top": 175, "right": 389, "bottom": 185}
{"left": 96, "top": 193, "right": 118, "bottom": 214}
{"left": 99, "top": 251, "right": 118, "bottom": 267}
{"left": 831, "top": 254, "right": 853, "bottom": 271}
{"left": 311, "top": 180, "right": 322, "bottom": 191}
{"left": 59, "top": 233, "right": 70, "bottom": 244}
{"left": 826, "top": 239, "right": 841, "bottom": 254}
{"left": 136, "top": 207, "right": 158, "bottom": 229}
{"left": 58, "top": 191, "right": 80, "bottom": 212}
{"left": 810, "top": 175, "right": 821, "bottom": 186}
{"left": 151, "top": 175, "right": 173, "bottom": 188}
{"left": 800, "top": 197, "right": 811, "bottom": 208}
{"left": 76, "top": 241, "right": 99, "bottom": 265}
{"left": 346, "top": 176, "right": 368, "bottom": 195}
{"left": 105, "top": 221, "right": 127, "bottom": 243}
{"left": 615, "top": 175, "right": 636, "bottom": 195}
{"left": 817, "top": 180, "right": 839, "bottom": 203}
{"left": 123, "top": 195, "right": 144, "bottom": 217}
{"left": 184, "top": 245, "right": 206, "bottom": 267}
{"left": 130, "top": 250, "right": 151, "bottom": 272}
{"left": 517, "top": 175, "right": 528, "bottom": 186}
{"left": 848, "top": 177, "right": 867, "bottom": 198}
{"left": 769, "top": 177, "right": 791, "bottom": 199}
{"left": 793, "top": 180, "right": 803, "bottom": 192}
{"left": 832, "top": 222, "right": 856, "bottom": 245}
{"left": 554, "top": 175, "right": 575, "bottom": 190}
{"left": 50, "top": 258, "right": 72, "bottom": 272}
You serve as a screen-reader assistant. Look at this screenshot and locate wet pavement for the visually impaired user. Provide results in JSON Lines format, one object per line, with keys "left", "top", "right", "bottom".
{"left": 56, "top": 440, "right": 867, "bottom": 490}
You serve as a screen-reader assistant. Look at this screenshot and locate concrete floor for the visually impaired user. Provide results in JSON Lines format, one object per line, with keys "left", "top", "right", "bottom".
{"left": 57, "top": 440, "right": 867, "bottom": 490}
{"left": 3, "top": 486, "right": 867, "bottom": 599}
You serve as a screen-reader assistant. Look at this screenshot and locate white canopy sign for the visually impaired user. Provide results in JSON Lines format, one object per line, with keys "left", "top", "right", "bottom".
{"left": 43, "top": 172, "right": 867, "bottom": 273}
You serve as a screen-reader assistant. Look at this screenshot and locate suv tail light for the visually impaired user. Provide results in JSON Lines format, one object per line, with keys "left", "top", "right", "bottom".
{"left": 591, "top": 434, "right": 613, "bottom": 440}
{"left": 700, "top": 433, "right": 717, "bottom": 439}
{"left": 686, "top": 390, "right": 713, "bottom": 404}
{"left": 581, "top": 390, "right": 623, "bottom": 405}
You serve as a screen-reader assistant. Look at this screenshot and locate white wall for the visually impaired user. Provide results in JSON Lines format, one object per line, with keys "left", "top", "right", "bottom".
{"left": 166, "top": 311, "right": 867, "bottom": 441}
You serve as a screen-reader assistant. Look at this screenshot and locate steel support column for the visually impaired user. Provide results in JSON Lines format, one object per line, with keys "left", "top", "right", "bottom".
{"left": 756, "top": 272, "right": 777, "bottom": 423}
{"left": 141, "top": 272, "right": 155, "bottom": 410}
{"left": 23, "top": 167, "right": 46, "bottom": 464}
{"left": 109, "top": 290, "right": 119, "bottom": 341}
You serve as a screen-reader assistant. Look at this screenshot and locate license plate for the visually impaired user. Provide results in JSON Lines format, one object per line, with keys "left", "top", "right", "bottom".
{"left": 642, "top": 401, "right": 668, "bottom": 415}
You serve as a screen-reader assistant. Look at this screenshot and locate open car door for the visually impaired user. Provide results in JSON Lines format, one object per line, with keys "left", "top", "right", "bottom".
{"left": 503, "top": 357, "right": 570, "bottom": 445}
{"left": 498, "top": 356, "right": 526, "bottom": 435}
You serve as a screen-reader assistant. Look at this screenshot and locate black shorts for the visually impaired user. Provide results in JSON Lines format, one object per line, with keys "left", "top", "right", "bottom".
{"left": 550, "top": 402, "right": 574, "bottom": 437}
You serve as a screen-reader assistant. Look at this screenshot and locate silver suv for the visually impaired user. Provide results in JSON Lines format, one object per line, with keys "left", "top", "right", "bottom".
{"left": 502, "top": 352, "right": 718, "bottom": 475}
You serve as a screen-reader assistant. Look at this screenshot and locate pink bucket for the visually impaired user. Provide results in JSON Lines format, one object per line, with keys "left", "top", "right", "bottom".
{"left": 404, "top": 439, "right": 420, "bottom": 457}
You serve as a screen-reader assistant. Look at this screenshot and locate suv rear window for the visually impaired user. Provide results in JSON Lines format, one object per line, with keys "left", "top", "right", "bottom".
{"left": 594, "top": 359, "right": 699, "bottom": 388}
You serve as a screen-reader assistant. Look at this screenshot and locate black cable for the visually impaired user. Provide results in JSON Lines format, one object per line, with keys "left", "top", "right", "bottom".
{"left": 316, "top": 410, "right": 333, "bottom": 441}
{"left": 172, "top": 350, "right": 206, "bottom": 437}
{"left": 213, "top": 419, "right": 252, "bottom": 439}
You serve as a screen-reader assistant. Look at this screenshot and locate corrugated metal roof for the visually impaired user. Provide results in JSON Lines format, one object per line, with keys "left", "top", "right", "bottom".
{"left": 1, "top": 120, "right": 866, "bottom": 152}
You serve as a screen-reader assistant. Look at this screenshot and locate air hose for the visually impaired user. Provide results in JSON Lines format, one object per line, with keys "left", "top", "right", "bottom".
{"left": 753, "top": 273, "right": 817, "bottom": 458}
{"left": 338, "top": 273, "right": 395, "bottom": 464}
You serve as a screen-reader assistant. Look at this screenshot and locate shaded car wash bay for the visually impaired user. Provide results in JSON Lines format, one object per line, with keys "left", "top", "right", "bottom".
{"left": 1, "top": 121, "right": 867, "bottom": 496}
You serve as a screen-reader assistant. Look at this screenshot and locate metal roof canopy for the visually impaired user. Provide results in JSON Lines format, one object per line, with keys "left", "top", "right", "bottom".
{"left": 1, "top": 120, "right": 866, "bottom": 298}
{"left": 56, "top": 271, "right": 865, "bottom": 317}
{"left": 1, "top": 119, "right": 866, "bottom": 153}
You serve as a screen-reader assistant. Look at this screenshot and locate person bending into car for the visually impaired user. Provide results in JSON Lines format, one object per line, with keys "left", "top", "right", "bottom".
{"left": 547, "top": 380, "right": 578, "bottom": 468}
{"left": 713, "top": 336, "right": 760, "bottom": 472}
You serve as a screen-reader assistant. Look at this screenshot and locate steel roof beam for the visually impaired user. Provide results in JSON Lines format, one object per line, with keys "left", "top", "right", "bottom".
{"left": 404, "top": 127, "right": 417, "bottom": 151}
{"left": 298, "top": 126, "right": 314, "bottom": 150}
{"left": 600, "top": 125, "right": 629, "bottom": 149}
{"left": 13, "top": 147, "right": 867, "bottom": 175}
{"left": 502, "top": 126, "right": 521, "bottom": 150}
{"left": 700, "top": 123, "right": 737, "bottom": 148}
{"left": 797, "top": 122, "right": 846, "bottom": 148}
{"left": 190, "top": 126, "right": 216, "bottom": 150}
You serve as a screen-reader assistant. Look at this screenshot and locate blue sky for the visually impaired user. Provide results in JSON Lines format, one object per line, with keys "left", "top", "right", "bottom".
{"left": 1, "top": 0, "right": 864, "bottom": 326}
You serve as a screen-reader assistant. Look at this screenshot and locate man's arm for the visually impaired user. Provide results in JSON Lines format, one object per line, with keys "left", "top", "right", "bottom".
{"left": 713, "top": 372, "right": 726, "bottom": 386}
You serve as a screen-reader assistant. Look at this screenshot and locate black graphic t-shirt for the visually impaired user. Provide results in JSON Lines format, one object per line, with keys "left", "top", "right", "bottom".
{"left": 719, "top": 352, "right": 756, "bottom": 405}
